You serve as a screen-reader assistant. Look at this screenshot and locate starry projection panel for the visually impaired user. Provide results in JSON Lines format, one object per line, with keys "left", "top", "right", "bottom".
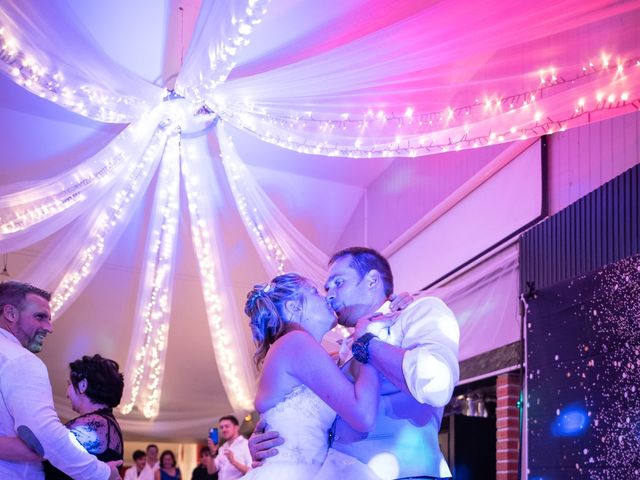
{"left": 527, "top": 255, "right": 640, "bottom": 479}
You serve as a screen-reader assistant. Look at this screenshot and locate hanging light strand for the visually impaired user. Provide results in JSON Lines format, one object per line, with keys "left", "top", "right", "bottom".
{"left": 216, "top": 54, "right": 640, "bottom": 157}
{"left": 176, "top": 0, "right": 271, "bottom": 103}
{"left": 50, "top": 125, "right": 170, "bottom": 317}
{"left": 0, "top": 123, "right": 153, "bottom": 237}
{"left": 182, "top": 136, "right": 255, "bottom": 411}
{"left": 218, "top": 132, "right": 287, "bottom": 275}
{"left": 0, "top": 24, "right": 150, "bottom": 122}
{"left": 120, "top": 130, "right": 182, "bottom": 418}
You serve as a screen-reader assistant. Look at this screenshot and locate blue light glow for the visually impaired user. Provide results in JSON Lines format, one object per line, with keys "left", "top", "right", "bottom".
{"left": 552, "top": 404, "right": 590, "bottom": 437}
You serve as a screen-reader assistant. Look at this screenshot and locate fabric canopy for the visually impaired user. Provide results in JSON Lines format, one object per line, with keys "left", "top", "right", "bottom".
{"left": 0, "top": 0, "right": 638, "bottom": 438}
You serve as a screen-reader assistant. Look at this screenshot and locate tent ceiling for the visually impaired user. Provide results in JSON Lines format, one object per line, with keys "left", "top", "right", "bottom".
{"left": 1, "top": 0, "right": 638, "bottom": 440}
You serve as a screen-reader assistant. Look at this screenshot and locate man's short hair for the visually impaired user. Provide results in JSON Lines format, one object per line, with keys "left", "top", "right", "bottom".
{"left": 329, "top": 247, "right": 394, "bottom": 297}
{"left": 219, "top": 415, "right": 239, "bottom": 426}
{"left": 0, "top": 281, "right": 51, "bottom": 311}
{"left": 146, "top": 443, "right": 159, "bottom": 453}
{"left": 199, "top": 446, "right": 211, "bottom": 456}
{"left": 132, "top": 450, "right": 146, "bottom": 461}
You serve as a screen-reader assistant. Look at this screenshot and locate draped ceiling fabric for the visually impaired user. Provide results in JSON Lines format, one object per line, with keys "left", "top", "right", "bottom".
{"left": 0, "top": 0, "right": 639, "bottom": 437}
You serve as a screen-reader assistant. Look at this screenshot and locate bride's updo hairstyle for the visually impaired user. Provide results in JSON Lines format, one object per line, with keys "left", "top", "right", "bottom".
{"left": 245, "top": 273, "right": 310, "bottom": 367}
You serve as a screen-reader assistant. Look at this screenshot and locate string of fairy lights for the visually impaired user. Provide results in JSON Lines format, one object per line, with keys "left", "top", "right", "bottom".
{"left": 120, "top": 131, "right": 181, "bottom": 418}
{"left": 50, "top": 124, "right": 169, "bottom": 317}
{"left": 216, "top": 55, "right": 640, "bottom": 157}
{"left": 176, "top": 0, "right": 271, "bottom": 103}
{"left": 2, "top": 0, "right": 639, "bottom": 419}
{"left": 182, "top": 136, "right": 256, "bottom": 411}
{"left": 0, "top": 25, "right": 152, "bottom": 123}
{"left": 218, "top": 133, "right": 287, "bottom": 275}
{"left": 218, "top": 129, "right": 351, "bottom": 340}
{"left": 0, "top": 126, "right": 145, "bottom": 237}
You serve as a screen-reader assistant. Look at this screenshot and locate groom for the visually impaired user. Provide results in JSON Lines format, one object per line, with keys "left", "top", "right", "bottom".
{"left": 250, "top": 247, "right": 459, "bottom": 479}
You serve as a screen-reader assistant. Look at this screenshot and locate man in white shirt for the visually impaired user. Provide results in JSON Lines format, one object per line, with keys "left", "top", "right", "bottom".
{"left": 0, "top": 281, "right": 121, "bottom": 479}
{"left": 123, "top": 450, "right": 147, "bottom": 480}
{"left": 208, "top": 415, "right": 251, "bottom": 480}
{"left": 250, "top": 247, "right": 460, "bottom": 479}
{"left": 138, "top": 444, "right": 160, "bottom": 480}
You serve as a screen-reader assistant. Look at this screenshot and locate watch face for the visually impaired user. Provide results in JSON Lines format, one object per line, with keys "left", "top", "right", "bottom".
{"left": 352, "top": 340, "right": 368, "bottom": 363}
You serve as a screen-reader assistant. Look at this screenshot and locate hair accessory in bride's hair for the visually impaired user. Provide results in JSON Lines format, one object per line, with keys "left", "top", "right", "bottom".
{"left": 262, "top": 282, "right": 273, "bottom": 293}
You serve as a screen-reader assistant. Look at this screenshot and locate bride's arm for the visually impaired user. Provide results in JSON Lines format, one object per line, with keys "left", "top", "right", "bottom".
{"left": 281, "top": 331, "right": 379, "bottom": 432}
{"left": 0, "top": 436, "right": 42, "bottom": 462}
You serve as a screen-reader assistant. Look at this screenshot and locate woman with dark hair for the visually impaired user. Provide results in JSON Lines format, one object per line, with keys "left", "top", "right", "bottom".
{"left": 42, "top": 354, "right": 125, "bottom": 479}
{"left": 240, "top": 273, "right": 382, "bottom": 479}
{"left": 155, "top": 449, "right": 181, "bottom": 480}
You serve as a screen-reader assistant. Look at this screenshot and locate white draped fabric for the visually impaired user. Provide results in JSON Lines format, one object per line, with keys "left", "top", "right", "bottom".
{"left": 0, "top": 0, "right": 162, "bottom": 122}
{"left": 214, "top": 0, "right": 640, "bottom": 156}
{"left": 181, "top": 133, "right": 257, "bottom": 412}
{"left": 218, "top": 122, "right": 329, "bottom": 286}
{"left": 423, "top": 246, "right": 521, "bottom": 362}
{"left": 120, "top": 134, "right": 182, "bottom": 419}
{"left": 1, "top": 0, "right": 639, "bottom": 424}
{"left": 176, "top": 0, "right": 272, "bottom": 100}
{"left": 0, "top": 108, "right": 166, "bottom": 253}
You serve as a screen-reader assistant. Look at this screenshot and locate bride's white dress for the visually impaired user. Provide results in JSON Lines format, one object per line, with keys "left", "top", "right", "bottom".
{"left": 243, "top": 384, "right": 381, "bottom": 479}
{"left": 243, "top": 384, "right": 335, "bottom": 478}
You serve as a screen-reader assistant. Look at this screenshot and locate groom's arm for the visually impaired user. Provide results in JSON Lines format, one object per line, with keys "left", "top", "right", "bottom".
{"left": 247, "top": 418, "right": 284, "bottom": 467}
{"left": 356, "top": 297, "right": 459, "bottom": 407}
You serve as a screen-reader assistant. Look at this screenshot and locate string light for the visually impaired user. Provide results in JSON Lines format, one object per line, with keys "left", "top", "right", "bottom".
{"left": 0, "top": 24, "right": 153, "bottom": 123}
{"left": 215, "top": 54, "right": 640, "bottom": 157}
{"left": 217, "top": 127, "right": 350, "bottom": 343}
{"left": 120, "top": 131, "right": 181, "bottom": 418}
{"left": 219, "top": 134, "right": 287, "bottom": 274}
{"left": 182, "top": 136, "right": 255, "bottom": 411}
{"left": 50, "top": 125, "right": 169, "bottom": 317}
{"left": 176, "top": 0, "right": 271, "bottom": 103}
{"left": 0, "top": 127, "right": 146, "bottom": 236}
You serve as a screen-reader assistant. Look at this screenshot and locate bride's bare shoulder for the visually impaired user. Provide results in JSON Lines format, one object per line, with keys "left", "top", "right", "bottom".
{"left": 263, "top": 331, "right": 320, "bottom": 369}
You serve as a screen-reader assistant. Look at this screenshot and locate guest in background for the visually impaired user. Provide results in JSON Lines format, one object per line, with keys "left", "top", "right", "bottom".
{"left": 141, "top": 444, "right": 160, "bottom": 478}
{"left": 43, "top": 354, "right": 125, "bottom": 479}
{"left": 207, "top": 415, "right": 251, "bottom": 480}
{"left": 191, "top": 447, "right": 217, "bottom": 480}
{"left": 155, "top": 450, "right": 181, "bottom": 480}
{"left": 124, "top": 450, "right": 147, "bottom": 480}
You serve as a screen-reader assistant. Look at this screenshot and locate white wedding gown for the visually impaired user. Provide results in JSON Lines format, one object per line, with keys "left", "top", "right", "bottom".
{"left": 243, "top": 384, "right": 380, "bottom": 479}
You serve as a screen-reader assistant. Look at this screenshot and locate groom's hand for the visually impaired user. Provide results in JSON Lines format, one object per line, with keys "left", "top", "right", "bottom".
{"left": 249, "top": 418, "right": 284, "bottom": 468}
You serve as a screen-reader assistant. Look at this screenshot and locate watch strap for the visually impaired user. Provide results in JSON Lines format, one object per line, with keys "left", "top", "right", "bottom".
{"left": 351, "top": 332, "right": 377, "bottom": 363}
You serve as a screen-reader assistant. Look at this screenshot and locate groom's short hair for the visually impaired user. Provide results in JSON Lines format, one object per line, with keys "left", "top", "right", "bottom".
{"left": 329, "top": 247, "right": 394, "bottom": 297}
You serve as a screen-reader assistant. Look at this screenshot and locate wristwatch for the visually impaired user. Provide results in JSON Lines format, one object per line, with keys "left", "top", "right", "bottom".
{"left": 351, "top": 332, "right": 378, "bottom": 363}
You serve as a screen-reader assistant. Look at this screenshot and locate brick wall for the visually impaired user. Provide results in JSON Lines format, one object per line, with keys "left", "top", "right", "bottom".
{"left": 496, "top": 372, "right": 521, "bottom": 479}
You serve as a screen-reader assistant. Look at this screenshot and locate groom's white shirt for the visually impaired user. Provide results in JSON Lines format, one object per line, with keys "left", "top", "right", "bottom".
{"left": 329, "top": 296, "right": 460, "bottom": 479}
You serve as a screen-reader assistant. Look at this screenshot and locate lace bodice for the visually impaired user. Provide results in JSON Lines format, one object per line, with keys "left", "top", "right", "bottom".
{"left": 43, "top": 408, "right": 123, "bottom": 479}
{"left": 260, "top": 384, "right": 335, "bottom": 466}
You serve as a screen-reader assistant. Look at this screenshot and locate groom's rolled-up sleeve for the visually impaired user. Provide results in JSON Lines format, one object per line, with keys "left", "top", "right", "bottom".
{"left": 399, "top": 297, "right": 460, "bottom": 407}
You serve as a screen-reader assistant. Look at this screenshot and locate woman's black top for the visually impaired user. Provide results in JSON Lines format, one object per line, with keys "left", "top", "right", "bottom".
{"left": 43, "top": 407, "right": 123, "bottom": 479}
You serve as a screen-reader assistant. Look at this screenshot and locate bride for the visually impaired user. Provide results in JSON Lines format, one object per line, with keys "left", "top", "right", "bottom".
{"left": 240, "top": 273, "right": 381, "bottom": 479}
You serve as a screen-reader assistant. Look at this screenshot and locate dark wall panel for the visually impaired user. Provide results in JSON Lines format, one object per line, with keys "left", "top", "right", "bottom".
{"left": 520, "top": 163, "right": 640, "bottom": 293}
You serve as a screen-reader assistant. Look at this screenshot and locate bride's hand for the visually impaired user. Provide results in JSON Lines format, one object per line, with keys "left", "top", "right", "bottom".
{"left": 248, "top": 418, "right": 284, "bottom": 468}
{"left": 354, "top": 312, "right": 399, "bottom": 340}
{"left": 389, "top": 292, "right": 414, "bottom": 311}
